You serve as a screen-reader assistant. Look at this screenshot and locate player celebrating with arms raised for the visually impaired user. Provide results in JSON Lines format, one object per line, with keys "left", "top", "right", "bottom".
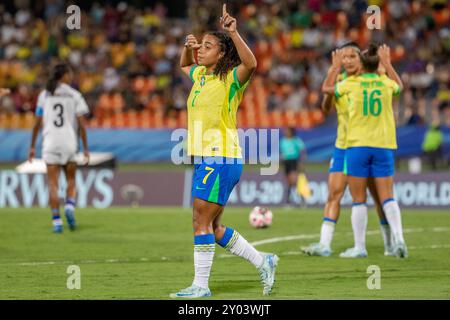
{"left": 333, "top": 44, "right": 408, "bottom": 258}
{"left": 302, "top": 43, "right": 393, "bottom": 257}
{"left": 29, "top": 63, "right": 89, "bottom": 233}
{"left": 171, "top": 4, "right": 278, "bottom": 298}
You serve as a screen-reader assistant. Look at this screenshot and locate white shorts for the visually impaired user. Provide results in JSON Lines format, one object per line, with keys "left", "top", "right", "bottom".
{"left": 43, "top": 151, "right": 77, "bottom": 165}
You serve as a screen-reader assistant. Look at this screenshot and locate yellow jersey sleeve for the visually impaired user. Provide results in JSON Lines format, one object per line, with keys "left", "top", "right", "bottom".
{"left": 380, "top": 75, "right": 401, "bottom": 96}
{"left": 226, "top": 66, "right": 251, "bottom": 91}
{"left": 337, "top": 71, "right": 347, "bottom": 82}
{"left": 390, "top": 80, "right": 401, "bottom": 96}
{"left": 335, "top": 79, "right": 349, "bottom": 98}
{"left": 189, "top": 65, "right": 205, "bottom": 83}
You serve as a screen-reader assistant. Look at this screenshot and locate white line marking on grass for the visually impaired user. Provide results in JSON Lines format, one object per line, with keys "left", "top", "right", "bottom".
{"left": 409, "top": 244, "right": 450, "bottom": 250}
{"left": 250, "top": 227, "right": 449, "bottom": 247}
{"left": 219, "top": 244, "right": 450, "bottom": 259}
{"left": 217, "top": 227, "right": 450, "bottom": 259}
{"left": 6, "top": 228, "right": 449, "bottom": 265}
{"left": 250, "top": 234, "right": 318, "bottom": 246}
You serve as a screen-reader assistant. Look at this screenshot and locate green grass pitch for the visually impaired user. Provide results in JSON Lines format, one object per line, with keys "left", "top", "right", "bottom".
{"left": 0, "top": 207, "right": 449, "bottom": 299}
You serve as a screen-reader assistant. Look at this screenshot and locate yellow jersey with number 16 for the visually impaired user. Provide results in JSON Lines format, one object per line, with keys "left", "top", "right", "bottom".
{"left": 335, "top": 73, "right": 400, "bottom": 149}
{"left": 187, "top": 65, "right": 250, "bottom": 158}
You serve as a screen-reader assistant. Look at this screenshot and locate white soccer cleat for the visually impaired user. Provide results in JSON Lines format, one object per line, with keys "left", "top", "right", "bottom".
{"left": 384, "top": 245, "right": 396, "bottom": 256}
{"left": 301, "top": 243, "right": 332, "bottom": 257}
{"left": 339, "top": 247, "right": 368, "bottom": 258}
{"left": 169, "top": 284, "right": 212, "bottom": 299}
{"left": 258, "top": 253, "right": 279, "bottom": 296}
{"left": 392, "top": 242, "right": 408, "bottom": 258}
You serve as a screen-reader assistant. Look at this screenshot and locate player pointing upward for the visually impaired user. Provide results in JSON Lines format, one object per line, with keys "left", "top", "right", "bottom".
{"left": 171, "top": 4, "right": 279, "bottom": 299}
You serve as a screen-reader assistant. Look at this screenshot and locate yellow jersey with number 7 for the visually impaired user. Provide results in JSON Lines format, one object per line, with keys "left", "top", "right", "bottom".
{"left": 335, "top": 73, "right": 400, "bottom": 149}
{"left": 187, "top": 65, "right": 250, "bottom": 158}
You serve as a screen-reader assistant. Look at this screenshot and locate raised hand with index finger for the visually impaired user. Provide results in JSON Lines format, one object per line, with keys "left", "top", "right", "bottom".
{"left": 220, "top": 4, "right": 236, "bottom": 33}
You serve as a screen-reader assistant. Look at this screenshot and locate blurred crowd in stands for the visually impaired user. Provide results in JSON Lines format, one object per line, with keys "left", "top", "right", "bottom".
{"left": 0, "top": 0, "right": 449, "bottom": 128}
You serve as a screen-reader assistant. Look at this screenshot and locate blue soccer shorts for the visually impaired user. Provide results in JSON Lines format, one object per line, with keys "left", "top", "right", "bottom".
{"left": 191, "top": 157, "right": 243, "bottom": 206}
{"left": 346, "top": 147, "right": 395, "bottom": 178}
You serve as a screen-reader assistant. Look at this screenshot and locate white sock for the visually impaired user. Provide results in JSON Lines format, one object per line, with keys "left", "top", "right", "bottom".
{"left": 193, "top": 234, "right": 215, "bottom": 289}
{"left": 379, "top": 221, "right": 392, "bottom": 250}
{"left": 219, "top": 228, "right": 263, "bottom": 268}
{"left": 319, "top": 219, "right": 336, "bottom": 248}
{"left": 193, "top": 251, "right": 215, "bottom": 289}
{"left": 65, "top": 198, "right": 76, "bottom": 212}
{"left": 351, "top": 204, "right": 368, "bottom": 251}
{"left": 383, "top": 200, "right": 405, "bottom": 244}
{"left": 51, "top": 209, "right": 62, "bottom": 226}
{"left": 230, "top": 234, "right": 264, "bottom": 268}
{"left": 52, "top": 218, "right": 63, "bottom": 226}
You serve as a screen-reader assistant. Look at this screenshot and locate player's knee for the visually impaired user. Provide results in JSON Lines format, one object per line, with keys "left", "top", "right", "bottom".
{"left": 328, "top": 188, "right": 344, "bottom": 203}
{"left": 49, "top": 184, "right": 59, "bottom": 195}
{"left": 192, "top": 209, "right": 212, "bottom": 230}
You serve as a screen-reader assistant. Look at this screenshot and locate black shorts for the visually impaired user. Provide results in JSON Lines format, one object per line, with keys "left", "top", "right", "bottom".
{"left": 284, "top": 159, "right": 298, "bottom": 175}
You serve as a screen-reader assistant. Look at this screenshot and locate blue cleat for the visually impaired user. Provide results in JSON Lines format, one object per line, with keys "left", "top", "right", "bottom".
{"left": 258, "top": 253, "right": 279, "bottom": 296}
{"left": 301, "top": 243, "right": 332, "bottom": 257}
{"left": 169, "top": 284, "right": 212, "bottom": 299}
{"left": 65, "top": 208, "right": 77, "bottom": 231}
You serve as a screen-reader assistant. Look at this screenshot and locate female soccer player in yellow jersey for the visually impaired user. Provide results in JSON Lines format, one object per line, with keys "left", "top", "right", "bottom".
{"left": 302, "top": 43, "right": 394, "bottom": 258}
{"left": 170, "top": 4, "right": 278, "bottom": 299}
{"left": 334, "top": 43, "right": 408, "bottom": 258}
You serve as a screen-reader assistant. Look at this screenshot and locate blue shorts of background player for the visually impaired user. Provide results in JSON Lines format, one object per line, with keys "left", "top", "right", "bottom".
{"left": 191, "top": 157, "right": 243, "bottom": 206}
{"left": 329, "top": 147, "right": 347, "bottom": 174}
{"left": 346, "top": 147, "right": 395, "bottom": 178}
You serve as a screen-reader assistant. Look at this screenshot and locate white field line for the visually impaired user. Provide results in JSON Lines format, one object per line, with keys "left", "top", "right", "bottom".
{"left": 217, "top": 227, "right": 450, "bottom": 258}
{"left": 2, "top": 228, "right": 448, "bottom": 266}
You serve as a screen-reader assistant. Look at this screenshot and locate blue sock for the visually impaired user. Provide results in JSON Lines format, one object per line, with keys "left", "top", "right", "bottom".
{"left": 65, "top": 198, "right": 75, "bottom": 209}
{"left": 51, "top": 208, "right": 60, "bottom": 218}
{"left": 52, "top": 209, "right": 62, "bottom": 226}
{"left": 216, "top": 227, "right": 239, "bottom": 249}
{"left": 323, "top": 217, "right": 337, "bottom": 224}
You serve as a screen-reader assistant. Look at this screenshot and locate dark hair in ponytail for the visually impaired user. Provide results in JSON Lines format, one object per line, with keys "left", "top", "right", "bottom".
{"left": 206, "top": 31, "right": 241, "bottom": 81}
{"left": 360, "top": 43, "right": 379, "bottom": 73}
{"left": 46, "top": 63, "right": 70, "bottom": 95}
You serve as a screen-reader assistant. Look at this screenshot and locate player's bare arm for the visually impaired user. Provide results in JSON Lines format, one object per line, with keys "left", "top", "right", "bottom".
{"left": 221, "top": 4, "right": 257, "bottom": 85}
{"left": 321, "top": 94, "right": 335, "bottom": 115}
{"left": 320, "top": 66, "right": 338, "bottom": 114}
{"left": 321, "top": 49, "right": 344, "bottom": 95}
{"left": 29, "top": 116, "right": 42, "bottom": 162}
{"left": 77, "top": 115, "right": 90, "bottom": 164}
{"left": 180, "top": 34, "right": 201, "bottom": 76}
{"left": 378, "top": 44, "right": 404, "bottom": 92}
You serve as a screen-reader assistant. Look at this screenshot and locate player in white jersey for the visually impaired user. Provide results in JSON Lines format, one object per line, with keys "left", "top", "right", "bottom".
{"left": 29, "top": 64, "right": 90, "bottom": 233}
